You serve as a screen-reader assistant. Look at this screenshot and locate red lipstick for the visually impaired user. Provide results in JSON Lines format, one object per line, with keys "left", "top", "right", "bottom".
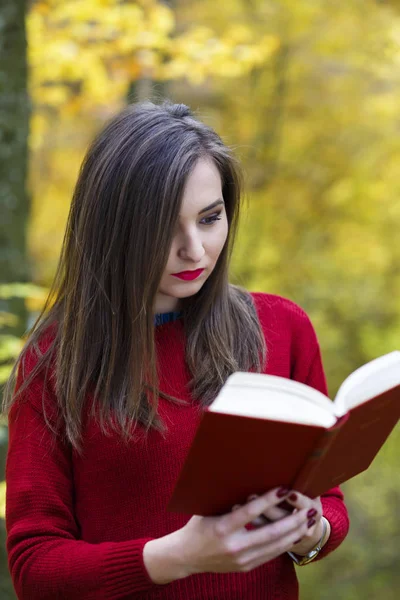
{"left": 172, "top": 269, "right": 204, "bottom": 281}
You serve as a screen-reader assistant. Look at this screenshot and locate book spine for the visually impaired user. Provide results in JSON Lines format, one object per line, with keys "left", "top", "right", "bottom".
{"left": 291, "top": 416, "right": 347, "bottom": 496}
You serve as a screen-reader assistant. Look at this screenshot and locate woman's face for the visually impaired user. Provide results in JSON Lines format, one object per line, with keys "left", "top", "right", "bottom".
{"left": 154, "top": 157, "right": 229, "bottom": 313}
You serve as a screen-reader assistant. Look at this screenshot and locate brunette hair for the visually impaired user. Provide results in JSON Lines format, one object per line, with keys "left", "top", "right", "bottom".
{"left": 2, "top": 100, "right": 266, "bottom": 454}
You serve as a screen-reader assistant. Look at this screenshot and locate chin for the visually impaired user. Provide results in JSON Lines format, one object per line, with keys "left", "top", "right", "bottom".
{"left": 156, "top": 276, "right": 208, "bottom": 310}
{"left": 175, "top": 287, "right": 202, "bottom": 300}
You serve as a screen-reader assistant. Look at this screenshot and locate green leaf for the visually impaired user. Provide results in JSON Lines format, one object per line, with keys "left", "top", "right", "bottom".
{"left": 0, "top": 480, "right": 6, "bottom": 519}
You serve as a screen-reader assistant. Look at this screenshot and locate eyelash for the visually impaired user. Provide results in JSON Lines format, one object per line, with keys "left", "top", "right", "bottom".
{"left": 200, "top": 212, "right": 222, "bottom": 226}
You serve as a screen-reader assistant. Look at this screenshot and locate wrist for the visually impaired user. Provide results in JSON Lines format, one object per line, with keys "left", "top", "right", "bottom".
{"left": 143, "top": 529, "right": 191, "bottom": 585}
{"left": 288, "top": 516, "right": 330, "bottom": 565}
{"left": 294, "top": 517, "right": 324, "bottom": 556}
{"left": 290, "top": 515, "right": 330, "bottom": 556}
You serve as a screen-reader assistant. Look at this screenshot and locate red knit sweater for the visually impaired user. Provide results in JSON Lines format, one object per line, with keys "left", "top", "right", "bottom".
{"left": 6, "top": 293, "right": 349, "bottom": 599}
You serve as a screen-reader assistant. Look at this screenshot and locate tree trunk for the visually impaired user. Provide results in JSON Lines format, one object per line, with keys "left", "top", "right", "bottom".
{"left": 0, "top": 0, "right": 30, "bottom": 342}
{"left": 0, "top": 4, "right": 29, "bottom": 595}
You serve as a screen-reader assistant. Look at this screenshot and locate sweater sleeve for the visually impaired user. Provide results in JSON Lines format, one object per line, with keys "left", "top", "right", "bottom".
{"left": 5, "top": 353, "right": 158, "bottom": 599}
{"left": 290, "top": 305, "right": 350, "bottom": 562}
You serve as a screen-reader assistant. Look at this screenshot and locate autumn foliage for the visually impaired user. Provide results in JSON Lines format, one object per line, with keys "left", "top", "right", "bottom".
{"left": 0, "top": 1, "right": 399, "bottom": 598}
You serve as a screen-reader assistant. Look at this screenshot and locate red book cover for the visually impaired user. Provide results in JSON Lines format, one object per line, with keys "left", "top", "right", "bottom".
{"left": 293, "top": 385, "right": 400, "bottom": 498}
{"left": 168, "top": 412, "right": 327, "bottom": 516}
{"left": 168, "top": 385, "right": 400, "bottom": 516}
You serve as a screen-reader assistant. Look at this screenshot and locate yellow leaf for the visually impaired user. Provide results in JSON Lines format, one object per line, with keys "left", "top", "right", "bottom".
{"left": 226, "top": 24, "right": 252, "bottom": 44}
{"left": 29, "top": 113, "right": 48, "bottom": 152}
{"left": 0, "top": 283, "right": 48, "bottom": 300}
{"left": 0, "top": 481, "right": 6, "bottom": 520}
{"left": 0, "top": 336, "right": 24, "bottom": 362}
{"left": 0, "top": 312, "right": 19, "bottom": 328}
{"left": 0, "top": 365, "right": 13, "bottom": 386}
{"left": 148, "top": 4, "right": 175, "bottom": 36}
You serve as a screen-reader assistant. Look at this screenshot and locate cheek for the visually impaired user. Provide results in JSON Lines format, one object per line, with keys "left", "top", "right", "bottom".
{"left": 164, "top": 244, "right": 178, "bottom": 271}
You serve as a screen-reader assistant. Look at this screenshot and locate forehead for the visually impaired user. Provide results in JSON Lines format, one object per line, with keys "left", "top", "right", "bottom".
{"left": 179, "top": 158, "right": 222, "bottom": 215}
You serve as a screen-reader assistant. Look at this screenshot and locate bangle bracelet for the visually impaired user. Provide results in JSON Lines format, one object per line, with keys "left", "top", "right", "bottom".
{"left": 287, "top": 516, "right": 328, "bottom": 566}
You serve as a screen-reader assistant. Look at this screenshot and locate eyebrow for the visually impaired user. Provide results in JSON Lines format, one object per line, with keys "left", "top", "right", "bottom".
{"left": 198, "top": 199, "right": 225, "bottom": 215}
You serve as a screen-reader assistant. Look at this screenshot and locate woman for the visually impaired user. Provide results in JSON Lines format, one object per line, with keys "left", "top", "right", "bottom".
{"left": 3, "top": 100, "right": 349, "bottom": 599}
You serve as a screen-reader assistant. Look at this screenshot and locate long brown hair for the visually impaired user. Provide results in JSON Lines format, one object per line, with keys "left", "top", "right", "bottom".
{"left": 2, "top": 100, "right": 266, "bottom": 454}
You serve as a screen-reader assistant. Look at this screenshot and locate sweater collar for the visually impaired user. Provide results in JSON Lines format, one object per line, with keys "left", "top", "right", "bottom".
{"left": 153, "top": 311, "right": 183, "bottom": 326}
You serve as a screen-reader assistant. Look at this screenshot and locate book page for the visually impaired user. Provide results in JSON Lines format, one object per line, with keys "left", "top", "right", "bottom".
{"left": 334, "top": 351, "right": 400, "bottom": 415}
{"left": 209, "top": 373, "right": 337, "bottom": 428}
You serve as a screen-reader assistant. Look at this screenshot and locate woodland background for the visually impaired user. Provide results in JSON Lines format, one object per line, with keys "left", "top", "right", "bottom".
{"left": 1, "top": 0, "right": 400, "bottom": 598}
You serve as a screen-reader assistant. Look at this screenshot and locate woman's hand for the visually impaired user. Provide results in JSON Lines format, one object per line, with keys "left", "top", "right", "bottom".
{"left": 283, "top": 491, "right": 326, "bottom": 555}
{"left": 243, "top": 490, "right": 328, "bottom": 557}
{"left": 143, "top": 487, "right": 318, "bottom": 584}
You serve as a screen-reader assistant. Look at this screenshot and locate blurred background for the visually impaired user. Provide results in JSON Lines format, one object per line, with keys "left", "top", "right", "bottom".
{"left": 1, "top": 0, "right": 400, "bottom": 597}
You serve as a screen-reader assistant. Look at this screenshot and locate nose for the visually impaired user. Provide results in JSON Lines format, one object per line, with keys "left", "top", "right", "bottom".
{"left": 178, "top": 229, "right": 205, "bottom": 263}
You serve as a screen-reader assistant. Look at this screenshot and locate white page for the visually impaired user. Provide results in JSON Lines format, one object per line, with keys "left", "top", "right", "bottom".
{"left": 209, "top": 373, "right": 337, "bottom": 428}
{"left": 334, "top": 351, "right": 400, "bottom": 415}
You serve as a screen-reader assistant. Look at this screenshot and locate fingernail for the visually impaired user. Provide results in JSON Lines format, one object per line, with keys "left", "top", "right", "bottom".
{"left": 277, "top": 487, "right": 290, "bottom": 498}
{"left": 307, "top": 508, "right": 317, "bottom": 518}
{"left": 288, "top": 493, "right": 298, "bottom": 502}
{"left": 294, "top": 538, "right": 303, "bottom": 544}
{"left": 307, "top": 518, "right": 316, "bottom": 528}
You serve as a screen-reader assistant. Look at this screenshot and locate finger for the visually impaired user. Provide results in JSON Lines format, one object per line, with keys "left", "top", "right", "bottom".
{"left": 250, "top": 514, "right": 270, "bottom": 528}
{"left": 245, "top": 525, "right": 304, "bottom": 571}
{"left": 238, "top": 509, "right": 312, "bottom": 568}
{"left": 245, "top": 530, "right": 301, "bottom": 570}
{"left": 250, "top": 506, "right": 288, "bottom": 529}
{"left": 262, "top": 505, "right": 291, "bottom": 521}
{"left": 285, "top": 492, "right": 322, "bottom": 518}
{"left": 245, "top": 495, "right": 289, "bottom": 527}
{"left": 247, "top": 494, "right": 259, "bottom": 502}
{"left": 247, "top": 506, "right": 310, "bottom": 549}
{"left": 216, "top": 487, "right": 291, "bottom": 536}
{"left": 246, "top": 494, "right": 291, "bottom": 522}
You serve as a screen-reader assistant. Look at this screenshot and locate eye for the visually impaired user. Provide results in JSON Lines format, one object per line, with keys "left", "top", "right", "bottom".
{"left": 200, "top": 211, "right": 222, "bottom": 226}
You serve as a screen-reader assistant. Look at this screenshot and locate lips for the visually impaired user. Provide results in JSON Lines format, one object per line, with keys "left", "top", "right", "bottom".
{"left": 171, "top": 269, "right": 205, "bottom": 281}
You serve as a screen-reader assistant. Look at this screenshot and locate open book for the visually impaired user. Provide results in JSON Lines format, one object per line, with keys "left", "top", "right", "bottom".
{"left": 168, "top": 351, "right": 400, "bottom": 516}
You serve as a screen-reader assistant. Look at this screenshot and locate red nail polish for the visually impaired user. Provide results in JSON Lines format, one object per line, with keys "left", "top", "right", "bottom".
{"left": 307, "top": 508, "right": 317, "bottom": 518}
{"left": 289, "top": 493, "right": 298, "bottom": 502}
{"left": 307, "top": 518, "right": 316, "bottom": 528}
{"left": 277, "top": 487, "right": 290, "bottom": 498}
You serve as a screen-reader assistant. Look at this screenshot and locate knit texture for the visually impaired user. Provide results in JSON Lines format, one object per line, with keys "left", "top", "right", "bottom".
{"left": 5, "top": 293, "right": 349, "bottom": 599}
{"left": 153, "top": 311, "right": 183, "bottom": 326}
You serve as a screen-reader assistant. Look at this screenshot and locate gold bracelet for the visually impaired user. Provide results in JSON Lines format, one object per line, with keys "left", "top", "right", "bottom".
{"left": 287, "top": 516, "right": 329, "bottom": 566}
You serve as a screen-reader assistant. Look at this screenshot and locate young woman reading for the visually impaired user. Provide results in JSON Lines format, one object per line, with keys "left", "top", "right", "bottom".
{"left": 3, "top": 101, "right": 349, "bottom": 599}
